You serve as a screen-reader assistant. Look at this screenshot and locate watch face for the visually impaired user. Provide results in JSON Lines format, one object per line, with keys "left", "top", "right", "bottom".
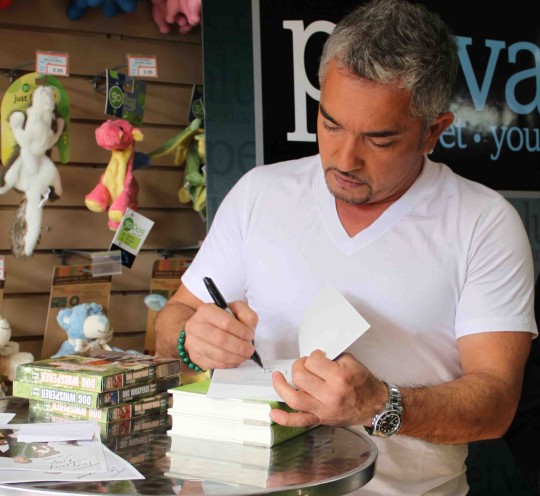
{"left": 377, "top": 411, "right": 402, "bottom": 435}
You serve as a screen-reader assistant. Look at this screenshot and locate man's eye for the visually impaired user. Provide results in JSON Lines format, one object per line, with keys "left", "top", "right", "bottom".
{"left": 372, "top": 140, "right": 394, "bottom": 148}
{"left": 322, "top": 122, "right": 340, "bottom": 132}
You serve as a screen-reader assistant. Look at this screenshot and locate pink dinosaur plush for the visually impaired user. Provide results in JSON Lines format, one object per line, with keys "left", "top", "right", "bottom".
{"left": 85, "top": 119, "right": 143, "bottom": 231}
{"left": 150, "top": 0, "right": 201, "bottom": 34}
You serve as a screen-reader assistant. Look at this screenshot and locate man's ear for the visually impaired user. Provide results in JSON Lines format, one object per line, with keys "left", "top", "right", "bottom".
{"left": 423, "top": 112, "right": 454, "bottom": 154}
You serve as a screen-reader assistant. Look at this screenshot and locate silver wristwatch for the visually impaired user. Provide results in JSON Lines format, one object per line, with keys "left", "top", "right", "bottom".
{"left": 365, "top": 382, "right": 403, "bottom": 437}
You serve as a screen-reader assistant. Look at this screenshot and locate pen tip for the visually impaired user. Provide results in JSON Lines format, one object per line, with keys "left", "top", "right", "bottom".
{"left": 252, "top": 351, "right": 264, "bottom": 369}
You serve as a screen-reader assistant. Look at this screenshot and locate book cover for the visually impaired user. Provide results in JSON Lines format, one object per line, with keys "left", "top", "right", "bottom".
{"left": 28, "top": 392, "right": 172, "bottom": 423}
{"left": 13, "top": 374, "right": 180, "bottom": 409}
{"left": 168, "top": 411, "right": 312, "bottom": 448}
{"left": 28, "top": 410, "right": 172, "bottom": 438}
{"left": 16, "top": 350, "right": 180, "bottom": 392}
{"left": 168, "top": 379, "right": 295, "bottom": 424}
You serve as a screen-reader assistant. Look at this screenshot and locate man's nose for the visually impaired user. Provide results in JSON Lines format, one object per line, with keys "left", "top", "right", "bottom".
{"left": 335, "top": 135, "right": 363, "bottom": 171}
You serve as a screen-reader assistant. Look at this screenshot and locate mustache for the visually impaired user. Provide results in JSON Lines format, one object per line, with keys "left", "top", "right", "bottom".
{"left": 325, "top": 167, "right": 367, "bottom": 184}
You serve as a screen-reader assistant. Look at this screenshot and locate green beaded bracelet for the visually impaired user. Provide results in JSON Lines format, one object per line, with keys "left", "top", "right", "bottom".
{"left": 177, "top": 329, "right": 204, "bottom": 372}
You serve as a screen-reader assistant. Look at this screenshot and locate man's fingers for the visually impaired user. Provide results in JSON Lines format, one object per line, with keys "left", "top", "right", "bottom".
{"left": 270, "top": 408, "right": 319, "bottom": 427}
{"left": 229, "top": 300, "right": 258, "bottom": 332}
{"left": 179, "top": 300, "right": 259, "bottom": 370}
{"left": 198, "top": 302, "right": 255, "bottom": 342}
{"left": 272, "top": 370, "right": 320, "bottom": 414}
{"left": 271, "top": 371, "right": 319, "bottom": 426}
{"left": 184, "top": 318, "right": 254, "bottom": 369}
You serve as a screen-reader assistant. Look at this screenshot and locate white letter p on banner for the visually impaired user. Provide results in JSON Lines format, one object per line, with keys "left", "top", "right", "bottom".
{"left": 283, "top": 20, "right": 335, "bottom": 143}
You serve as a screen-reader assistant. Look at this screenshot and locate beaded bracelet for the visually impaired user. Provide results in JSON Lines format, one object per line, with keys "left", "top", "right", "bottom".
{"left": 177, "top": 329, "right": 205, "bottom": 372}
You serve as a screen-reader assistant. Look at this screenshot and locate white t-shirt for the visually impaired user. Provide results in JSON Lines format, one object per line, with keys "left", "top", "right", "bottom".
{"left": 182, "top": 154, "right": 537, "bottom": 495}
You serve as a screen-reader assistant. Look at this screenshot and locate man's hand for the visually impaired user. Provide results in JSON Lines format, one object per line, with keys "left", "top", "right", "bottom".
{"left": 270, "top": 350, "right": 387, "bottom": 428}
{"left": 182, "top": 300, "right": 258, "bottom": 371}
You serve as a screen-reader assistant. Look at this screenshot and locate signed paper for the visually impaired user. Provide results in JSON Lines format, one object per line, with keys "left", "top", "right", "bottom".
{"left": 0, "top": 423, "right": 107, "bottom": 473}
{"left": 207, "top": 360, "right": 294, "bottom": 401}
{"left": 207, "top": 283, "right": 371, "bottom": 401}
{"left": 0, "top": 444, "right": 143, "bottom": 483}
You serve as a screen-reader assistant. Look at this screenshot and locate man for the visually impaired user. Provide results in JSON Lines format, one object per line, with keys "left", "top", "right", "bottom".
{"left": 155, "top": 0, "right": 537, "bottom": 494}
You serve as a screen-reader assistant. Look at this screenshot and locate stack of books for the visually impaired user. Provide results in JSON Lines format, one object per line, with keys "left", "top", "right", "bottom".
{"left": 167, "top": 380, "right": 314, "bottom": 448}
{"left": 29, "top": 406, "right": 172, "bottom": 439}
{"left": 13, "top": 350, "right": 181, "bottom": 429}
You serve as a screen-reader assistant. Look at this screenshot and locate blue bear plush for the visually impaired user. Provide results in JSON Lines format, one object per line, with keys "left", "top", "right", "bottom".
{"left": 52, "top": 303, "right": 114, "bottom": 358}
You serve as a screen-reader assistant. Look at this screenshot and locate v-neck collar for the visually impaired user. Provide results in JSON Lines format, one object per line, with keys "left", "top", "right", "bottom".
{"left": 316, "top": 157, "right": 437, "bottom": 255}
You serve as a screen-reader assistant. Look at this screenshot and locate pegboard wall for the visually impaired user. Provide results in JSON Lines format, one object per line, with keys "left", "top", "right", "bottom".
{"left": 0, "top": 0, "right": 205, "bottom": 357}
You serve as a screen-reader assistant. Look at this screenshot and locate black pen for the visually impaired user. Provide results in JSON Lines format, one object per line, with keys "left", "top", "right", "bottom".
{"left": 203, "top": 276, "right": 264, "bottom": 369}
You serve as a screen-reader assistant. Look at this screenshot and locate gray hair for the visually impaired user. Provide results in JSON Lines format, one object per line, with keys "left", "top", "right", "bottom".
{"left": 319, "top": 0, "right": 459, "bottom": 126}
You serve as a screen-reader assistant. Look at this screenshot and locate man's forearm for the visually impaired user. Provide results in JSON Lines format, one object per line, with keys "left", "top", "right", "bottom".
{"left": 154, "top": 300, "right": 195, "bottom": 360}
{"left": 399, "top": 372, "right": 520, "bottom": 444}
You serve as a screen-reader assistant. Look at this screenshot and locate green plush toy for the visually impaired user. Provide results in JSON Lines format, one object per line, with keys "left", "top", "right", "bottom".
{"left": 178, "top": 133, "right": 206, "bottom": 220}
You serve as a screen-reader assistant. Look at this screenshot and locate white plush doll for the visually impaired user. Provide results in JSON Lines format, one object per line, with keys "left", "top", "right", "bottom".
{"left": 0, "top": 315, "right": 34, "bottom": 381}
{"left": 0, "top": 85, "right": 64, "bottom": 257}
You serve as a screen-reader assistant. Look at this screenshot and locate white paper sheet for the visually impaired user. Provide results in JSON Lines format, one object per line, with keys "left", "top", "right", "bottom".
{"left": 298, "top": 282, "right": 370, "bottom": 358}
{"left": 17, "top": 421, "right": 95, "bottom": 443}
{"left": 207, "top": 283, "right": 371, "bottom": 401}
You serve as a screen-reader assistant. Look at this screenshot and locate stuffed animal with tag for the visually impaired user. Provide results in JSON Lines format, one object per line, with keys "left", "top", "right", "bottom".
{"left": 0, "top": 315, "right": 34, "bottom": 382}
{"left": 85, "top": 119, "right": 143, "bottom": 231}
{"left": 0, "top": 86, "right": 64, "bottom": 257}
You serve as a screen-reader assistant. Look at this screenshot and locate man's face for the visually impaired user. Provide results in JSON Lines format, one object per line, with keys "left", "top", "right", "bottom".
{"left": 317, "top": 60, "right": 430, "bottom": 207}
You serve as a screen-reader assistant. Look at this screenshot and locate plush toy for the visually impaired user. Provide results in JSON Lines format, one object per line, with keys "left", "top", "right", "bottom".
{"left": 144, "top": 294, "right": 168, "bottom": 311}
{"left": 51, "top": 303, "right": 115, "bottom": 358}
{"left": 178, "top": 133, "right": 206, "bottom": 220}
{"left": 85, "top": 119, "right": 143, "bottom": 231}
{"left": 150, "top": 0, "right": 201, "bottom": 34}
{"left": 146, "top": 117, "right": 205, "bottom": 217}
{"left": 66, "top": 0, "right": 141, "bottom": 20}
{"left": 147, "top": 117, "right": 201, "bottom": 165}
{"left": 0, "top": 85, "right": 64, "bottom": 258}
{"left": 0, "top": 315, "right": 34, "bottom": 382}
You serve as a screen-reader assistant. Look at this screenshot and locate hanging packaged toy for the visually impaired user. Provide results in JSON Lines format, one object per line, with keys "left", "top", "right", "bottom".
{"left": 0, "top": 74, "right": 70, "bottom": 257}
{"left": 85, "top": 119, "right": 143, "bottom": 230}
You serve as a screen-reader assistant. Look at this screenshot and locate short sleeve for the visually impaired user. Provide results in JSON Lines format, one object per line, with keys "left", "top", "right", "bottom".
{"left": 455, "top": 196, "right": 537, "bottom": 337}
{"left": 181, "top": 170, "right": 256, "bottom": 304}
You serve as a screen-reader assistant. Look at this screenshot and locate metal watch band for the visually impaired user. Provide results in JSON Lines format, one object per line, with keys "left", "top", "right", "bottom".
{"left": 365, "top": 381, "right": 403, "bottom": 437}
{"left": 387, "top": 383, "right": 401, "bottom": 406}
